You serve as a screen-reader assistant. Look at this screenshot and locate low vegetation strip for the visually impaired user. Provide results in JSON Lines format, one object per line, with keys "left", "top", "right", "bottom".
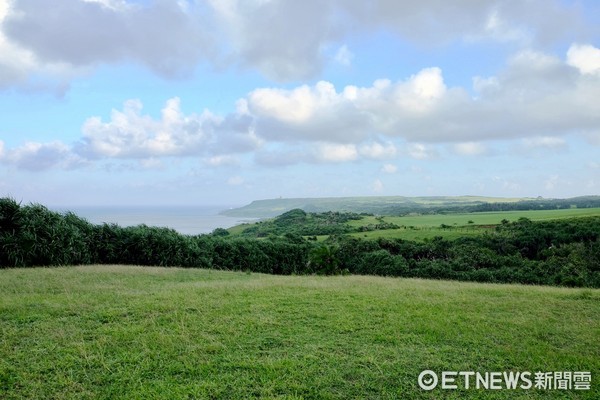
{"left": 1, "top": 266, "right": 598, "bottom": 399}
{"left": 221, "top": 195, "right": 600, "bottom": 218}
{"left": 1, "top": 198, "right": 599, "bottom": 287}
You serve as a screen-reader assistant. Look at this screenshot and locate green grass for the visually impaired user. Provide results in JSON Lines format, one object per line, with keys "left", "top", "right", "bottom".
{"left": 1, "top": 266, "right": 598, "bottom": 399}
{"left": 350, "top": 208, "right": 600, "bottom": 228}
{"left": 230, "top": 208, "right": 600, "bottom": 242}
{"left": 349, "top": 226, "right": 491, "bottom": 241}
{"left": 342, "top": 208, "right": 600, "bottom": 241}
{"left": 222, "top": 195, "right": 531, "bottom": 218}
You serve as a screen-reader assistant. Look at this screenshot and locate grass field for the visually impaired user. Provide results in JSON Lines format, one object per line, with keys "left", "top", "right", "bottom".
{"left": 343, "top": 208, "right": 600, "bottom": 242}
{"left": 1, "top": 266, "right": 598, "bottom": 399}
{"left": 221, "top": 195, "right": 531, "bottom": 218}
{"left": 351, "top": 207, "right": 600, "bottom": 228}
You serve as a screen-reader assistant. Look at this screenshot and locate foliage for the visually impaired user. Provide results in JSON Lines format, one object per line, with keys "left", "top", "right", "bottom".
{"left": 222, "top": 194, "right": 600, "bottom": 217}
{"left": 1, "top": 197, "right": 599, "bottom": 287}
{"left": 239, "top": 209, "right": 365, "bottom": 237}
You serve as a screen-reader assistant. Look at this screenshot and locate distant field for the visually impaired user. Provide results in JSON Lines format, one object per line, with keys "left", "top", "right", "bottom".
{"left": 221, "top": 195, "right": 531, "bottom": 218}
{"left": 234, "top": 207, "right": 600, "bottom": 242}
{"left": 350, "top": 207, "right": 600, "bottom": 228}
{"left": 347, "top": 208, "right": 600, "bottom": 241}
{"left": 1, "top": 266, "right": 598, "bottom": 399}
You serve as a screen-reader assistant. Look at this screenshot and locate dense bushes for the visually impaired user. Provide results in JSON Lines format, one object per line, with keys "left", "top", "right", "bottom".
{"left": 326, "top": 219, "right": 600, "bottom": 287}
{"left": 239, "top": 209, "right": 365, "bottom": 237}
{"left": 1, "top": 197, "right": 599, "bottom": 287}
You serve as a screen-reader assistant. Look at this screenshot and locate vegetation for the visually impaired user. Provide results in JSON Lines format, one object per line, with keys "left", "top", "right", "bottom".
{"left": 1, "top": 197, "right": 600, "bottom": 287}
{"left": 1, "top": 266, "right": 598, "bottom": 399}
{"left": 221, "top": 195, "right": 600, "bottom": 218}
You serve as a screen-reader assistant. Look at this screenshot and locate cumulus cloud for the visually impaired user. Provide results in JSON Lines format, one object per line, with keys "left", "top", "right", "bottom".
{"left": 453, "top": 142, "right": 487, "bottom": 156}
{"left": 76, "top": 97, "right": 217, "bottom": 158}
{"left": 208, "top": 0, "right": 590, "bottom": 80}
{"left": 567, "top": 43, "right": 600, "bottom": 75}
{"left": 3, "top": 43, "right": 599, "bottom": 170}
{"left": 521, "top": 136, "right": 567, "bottom": 149}
{"left": 0, "top": 141, "right": 86, "bottom": 171}
{"left": 406, "top": 143, "right": 436, "bottom": 160}
{"left": 314, "top": 143, "right": 358, "bottom": 163}
{"left": 244, "top": 45, "right": 600, "bottom": 145}
{"left": 248, "top": 68, "right": 447, "bottom": 143}
{"left": 76, "top": 97, "right": 267, "bottom": 161}
{"left": 358, "top": 141, "right": 397, "bottom": 159}
{"left": 0, "top": 0, "right": 594, "bottom": 86}
{"left": 204, "top": 155, "right": 239, "bottom": 167}
{"left": 2, "top": 0, "right": 214, "bottom": 79}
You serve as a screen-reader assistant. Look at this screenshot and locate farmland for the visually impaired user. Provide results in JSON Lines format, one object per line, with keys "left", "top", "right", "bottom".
{"left": 345, "top": 208, "right": 600, "bottom": 241}
{"left": 1, "top": 265, "right": 598, "bottom": 399}
{"left": 2, "top": 197, "right": 599, "bottom": 287}
{"left": 231, "top": 207, "right": 600, "bottom": 242}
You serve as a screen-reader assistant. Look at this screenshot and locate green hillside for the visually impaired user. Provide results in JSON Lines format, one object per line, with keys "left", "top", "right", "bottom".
{"left": 220, "top": 195, "right": 600, "bottom": 218}
{"left": 1, "top": 266, "right": 598, "bottom": 399}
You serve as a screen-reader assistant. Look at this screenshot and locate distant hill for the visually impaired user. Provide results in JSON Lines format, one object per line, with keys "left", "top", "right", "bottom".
{"left": 219, "top": 195, "right": 528, "bottom": 218}
{"left": 220, "top": 195, "right": 600, "bottom": 218}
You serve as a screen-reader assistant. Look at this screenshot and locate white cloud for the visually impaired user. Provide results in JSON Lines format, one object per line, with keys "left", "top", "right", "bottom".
{"left": 1, "top": 141, "right": 86, "bottom": 171}
{"left": 453, "top": 142, "right": 486, "bottom": 156}
{"left": 1, "top": 0, "right": 592, "bottom": 86}
{"left": 1, "top": 0, "right": 214, "bottom": 83}
{"left": 245, "top": 45, "right": 600, "bottom": 145}
{"left": 77, "top": 97, "right": 216, "bottom": 158}
{"left": 248, "top": 68, "right": 447, "bottom": 143}
{"left": 314, "top": 143, "right": 358, "bottom": 163}
{"left": 567, "top": 43, "right": 600, "bottom": 75}
{"left": 358, "top": 141, "right": 397, "bottom": 159}
{"left": 209, "top": 0, "right": 588, "bottom": 80}
{"left": 522, "top": 136, "right": 567, "bottom": 149}
{"left": 205, "top": 155, "right": 239, "bottom": 167}
{"left": 406, "top": 143, "right": 436, "bottom": 160}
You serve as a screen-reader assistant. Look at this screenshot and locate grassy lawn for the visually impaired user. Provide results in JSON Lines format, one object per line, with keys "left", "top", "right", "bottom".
{"left": 1, "top": 266, "right": 598, "bottom": 399}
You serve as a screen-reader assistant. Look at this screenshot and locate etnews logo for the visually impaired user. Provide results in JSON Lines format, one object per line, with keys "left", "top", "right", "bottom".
{"left": 418, "top": 370, "right": 592, "bottom": 391}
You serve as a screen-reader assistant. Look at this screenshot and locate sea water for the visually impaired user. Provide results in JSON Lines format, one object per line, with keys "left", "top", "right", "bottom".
{"left": 53, "top": 205, "right": 255, "bottom": 235}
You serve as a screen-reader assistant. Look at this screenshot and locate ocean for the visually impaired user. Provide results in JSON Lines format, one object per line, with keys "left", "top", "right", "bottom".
{"left": 53, "top": 206, "right": 256, "bottom": 235}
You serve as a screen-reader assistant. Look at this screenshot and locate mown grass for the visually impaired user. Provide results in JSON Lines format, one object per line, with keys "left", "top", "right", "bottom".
{"left": 1, "top": 266, "right": 598, "bottom": 399}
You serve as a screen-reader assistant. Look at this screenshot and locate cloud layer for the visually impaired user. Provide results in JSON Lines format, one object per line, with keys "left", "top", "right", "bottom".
{"left": 0, "top": 0, "right": 596, "bottom": 86}
{"left": 2, "top": 43, "right": 598, "bottom": 171}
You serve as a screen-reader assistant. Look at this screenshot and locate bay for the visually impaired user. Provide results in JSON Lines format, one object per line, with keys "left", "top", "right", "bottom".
{"left": 53, "top": 205, "right": 256, "bottom": 235}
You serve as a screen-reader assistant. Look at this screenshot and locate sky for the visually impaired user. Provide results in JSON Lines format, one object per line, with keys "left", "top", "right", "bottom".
{"left": 0, "top": 0, "right": 599, "bottom": 207}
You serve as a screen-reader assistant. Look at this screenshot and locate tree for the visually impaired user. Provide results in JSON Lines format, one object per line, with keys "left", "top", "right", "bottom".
{"left": 308, "top": 245, "right": 341, "bottom": 275}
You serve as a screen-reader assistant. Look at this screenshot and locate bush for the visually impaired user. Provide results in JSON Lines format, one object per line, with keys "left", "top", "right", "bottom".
{"left": 1, "top": 197, "right": 599, "bottom": 287}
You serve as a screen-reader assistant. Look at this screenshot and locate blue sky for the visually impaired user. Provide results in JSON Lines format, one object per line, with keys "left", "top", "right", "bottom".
{"left": 1, "top": 0, "right": 599, "bottom": 207}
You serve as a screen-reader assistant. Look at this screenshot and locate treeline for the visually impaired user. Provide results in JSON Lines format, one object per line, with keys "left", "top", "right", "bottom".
{"left": 383, "top": 196, "right": 600, "bottom": 215}
{"left": 1, "top": 198, "right": 599, "bottom": 287}
{"left": 238, "top": 209, "right": 397, "bottom": 238}
{"left": 0, "top": 199, "right": 311, "bottom": 273}
{"left": 328, "top": 217, "right": 599, "bottom": 287}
